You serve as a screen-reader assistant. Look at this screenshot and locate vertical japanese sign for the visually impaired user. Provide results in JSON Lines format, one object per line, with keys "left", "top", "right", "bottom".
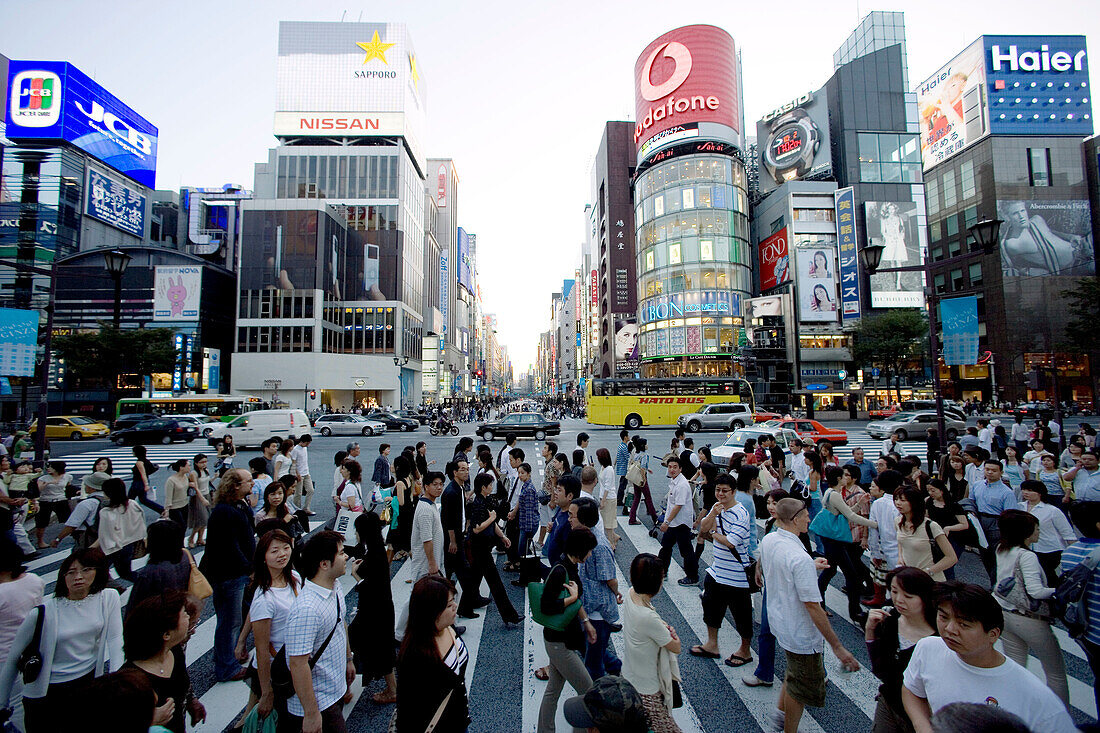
{"left": 611, "top": 216, "right": 632, "bottom": 311}
{"left": 940, "top": 296, "right": 979, "bottom": 365}
{"left": 439, "top": 250, "right": 448, "bottom": 346}
{"left": 834, "top": 187, "right": 861, "bottom": 321}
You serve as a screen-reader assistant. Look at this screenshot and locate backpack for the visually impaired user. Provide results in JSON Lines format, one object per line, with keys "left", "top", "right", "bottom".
{"left": 787, "top": 479, "right": 811, "bottom": 504}
{"left": 73, "top": 495, "right": 109, "bottom": 550}
{"left": 1052, "top": 545, "right": 1100, "bottom": 638}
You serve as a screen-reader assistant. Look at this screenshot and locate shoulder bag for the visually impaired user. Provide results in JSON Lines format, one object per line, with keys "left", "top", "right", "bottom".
{"left": 626, "top": 458, "right": 645, "bottom": 487}
{"left": 387, "top": 690, "right": 454, "bottom": 733}
{"left": 16, "top": 604, "right": 45, "bottom": 684}
{"left": 808, "top": 490, "right": 853, "bottom": 543}
{"left": 270, "top": 602, "right": 342, "bottom": 699}
{"left": 718, "top": 512, "right": 760, "bottom": 593}
{"left": 993, "top": 550, "right": 1051, "bottom": 617}
{"left": 923, "top": 520, "right": 945, "bottom": 564}
{"left": 528, "top": 564, "right": 583, "bottom": 631}
{"left": 185, "top": 548, "right": 213, "bottom": 600}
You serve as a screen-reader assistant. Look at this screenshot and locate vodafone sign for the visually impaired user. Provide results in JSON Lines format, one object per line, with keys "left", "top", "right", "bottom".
{"left": 633, "top": 25, "right": 740, "bottom": 159}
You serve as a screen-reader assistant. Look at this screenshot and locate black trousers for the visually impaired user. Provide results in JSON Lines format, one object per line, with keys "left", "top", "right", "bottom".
{"left": 818, "top": 537, "right": 867, "bottom": 621}
{"left": 444, "top": 535, "right": 479, "bottom": 613}
{"left": 504, "top": 516, "right": 521, "bottom": 563}
{"left": 658, "top": 524, "right": 699, "bottom": 580}
{"left": 469, "top": 538, "right": 520, "bottom": 623}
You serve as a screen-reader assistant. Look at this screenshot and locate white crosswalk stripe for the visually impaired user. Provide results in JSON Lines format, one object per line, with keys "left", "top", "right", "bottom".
{"left": 49, "top": 443, "right": 214, "bottom": 476}
{"left": 10, "top": 447, "right": 1097, "bottom": 732}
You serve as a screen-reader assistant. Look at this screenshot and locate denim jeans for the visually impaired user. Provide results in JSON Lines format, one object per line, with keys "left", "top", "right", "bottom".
{"left": 807, "top": 495, "right": 825, "bottom": 554}
{"left": 584, "top": 619, "right": 622, "bottom": 680}
{"left": 213, "top": 574, "right": 248, "bottom": 680}
{"left": 753, "top": 588, "right": 776, "bottom": 683}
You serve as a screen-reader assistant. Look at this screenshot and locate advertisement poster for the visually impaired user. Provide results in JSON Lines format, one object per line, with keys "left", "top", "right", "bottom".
{"left": 757, "top": 90, "right": 832, "bottom": 194}
{"left": 614, "top": 317, "right": 639, "bottom": 362}
{"left": 0, "top": 308, "right": 38, "bottom": 377}
{"left": 916, "top": 38, "right": 987, "bottom": 171}
{"left": 796, "top": 247, "right": 837, "bottom": 323}
{"left": 153, "top": 266, "right": 202, "bottom": 321}
{"left": 834, "top": 187, "right": 861, "bottom": 321}
{"left": 996, "top": 200, "right": 1094, "bottom": 277}
{"left": 745, "top": 296, "right": 783, "bottom": 318}
{"left": 85, "top": 168, "right": 146, "bottom": 238}
{"left": 758, "top": 227, "right": 790, "bottom": 291}
{"left": 866, "top": 201, "right": 923, "bottom": 307}
{"left": 940, "top": 296, "right": 980, "bottom": 366}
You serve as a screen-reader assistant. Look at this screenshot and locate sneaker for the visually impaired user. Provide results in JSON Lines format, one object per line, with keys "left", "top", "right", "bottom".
{"left": 742, "top": 674, "right": 773, "bottom": 687}
{"left": 677, "top": 577, "right": 699, "bottom": 587}
{"left": 766, "top": 708, "right": 785, "bottom": 732}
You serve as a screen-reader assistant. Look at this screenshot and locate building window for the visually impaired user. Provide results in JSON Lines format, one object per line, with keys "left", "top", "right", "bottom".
{"left": 934, "top": 274, "right": 946, "bottom": 294}
{"left": 699, "top": 239, "right": 713, "bottom": 261}
{"left": 770, "top": 217, "right": 784, "bottom": 233}
{"left": 645, "top": 250, "right": 655, "bottom": 271}
{"left": 942, "top": 170, "right": 957, "bottom": 209}
{"left": 968, "top": 263, "right": 983, "bottom": 287}
{"left": 960, "top": 160, "right": 977, "bottom": 200}
{"left": 794, "top": 208, "right": 836, "bottom": 222}
{"left": 668, "top": 243, "right": 681, "bottom": 265}
{"left": 926, "top": 177, "right": 940, "bottom": 216}
{"left": 858, "top": 132, "right": 921, "bottom": 183}
{"left": 950, "top": 269, "right": 964, "bottom": 290}
{"left": 930, "top": 221, "right": 942, "bottom": 242}
{"left": 963, "top": 205, "right": 978, "bottom": 232}
{"left": 1028, "top": 148, "right": 1051, "bottom": 187}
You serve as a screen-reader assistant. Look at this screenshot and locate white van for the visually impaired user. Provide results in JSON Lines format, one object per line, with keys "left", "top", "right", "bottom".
{"left": 205, "top": 409, "right": 312, "bottom": 447}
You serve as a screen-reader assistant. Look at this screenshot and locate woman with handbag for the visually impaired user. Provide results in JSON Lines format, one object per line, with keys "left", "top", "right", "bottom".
{"left": 338, "top": 460, "right": 366, "bottom": 512}
{"left": 234, "top": 529, "right": 300, "bottom": 728}
{"left": 122, "top": 590, "right": 203, "bottom": 733}
{"left": 395, "top": 575, "right": 471, "bottom": 732}
{"left": 33, "top": 461, "right": 73, "bottom": 549}
{"left": 128, "top": 520, "right": 193, "bottom": 612}
{"left": 810, "top": 467, "right": 878, "bottom": 625}
{"left": 163, "top": 460, "right": 192, "bottom": 529}
{"left": 994, "top": 509, "right": 1069, "bottom": 708}
{"left": 98, "top": 477, "right": 149, "bottom": 582}
{"left": 187, "top": 454, "right": 212, "bottom": 548}
{"left": 595, "top": 449, "right": 620, "bottom": 548}
{"left": 537, "top": 528, "right": 598, "bottom": 733}
{"left": 621, "top": 552, "right": 683, "bottom": 733}
{"left": 389, "top": 456, "right": 415, "bottom": 561}
{"left": 628, "top": 437, "right": 658, "bottom": 526}
{"left": 893, "top": 486, "right": 957, "bottom": 583}
{"left": 0, "top": 548, "right": 123, "bottom": 732}
{"left": 466, "top": 475, "right": 520, "bottom": 625}
{"left": 130, "top": 445, "right": 167, "bottom": 516}
{"left": 348, "top": 513, "right": 398, "bottom": 705}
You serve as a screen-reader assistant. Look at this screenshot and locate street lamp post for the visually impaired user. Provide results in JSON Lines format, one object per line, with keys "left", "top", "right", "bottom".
{"left": 103, "top": 250, "right": 132, "bottom": 328}
{"left": 860, "top": 218, "right": 1002, "bottom": 455}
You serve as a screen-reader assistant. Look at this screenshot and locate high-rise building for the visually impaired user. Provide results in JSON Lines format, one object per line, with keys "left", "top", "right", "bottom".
{"left": 917, "top": 35, "right": 1095, "bottom": 404}
{"left": 233, "top": 22, "right": 429, "bottom": 410}
{"left": 833, "top": 10, "right": 910, "bottom": 89}
{"left": 631, "top": 25, "right": 752, "bottom": 379}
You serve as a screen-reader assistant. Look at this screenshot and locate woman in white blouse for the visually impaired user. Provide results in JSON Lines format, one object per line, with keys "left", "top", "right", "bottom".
{"left": 0, "top": 548, "right": 123, "bottom": 732}
{"left": 595, "top": 448, "right": 620, "bottom": 547}
{"left": 273, "top": 439, "right": 296, "bottom": 480}
{"left": 994, "top": 509, "right": 1069, "bottom": 708}
{"left": 621, "top": 552, "right": 682, "bottom": 733}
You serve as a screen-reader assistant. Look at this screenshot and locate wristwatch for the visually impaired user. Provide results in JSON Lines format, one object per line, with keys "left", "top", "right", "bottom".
{"left": 762, "top": 108, "right": 821, "bottom": 185}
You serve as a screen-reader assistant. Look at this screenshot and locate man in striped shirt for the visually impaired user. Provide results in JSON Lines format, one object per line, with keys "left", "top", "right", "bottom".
{"left": 1061, "top": 500, "right": 1100, "bottom": 717}
{"left": 688, "top": 473, "right": 755, "bottom": 667}
{"left": 614, "top": 430, "right": 631, "bottom": 507}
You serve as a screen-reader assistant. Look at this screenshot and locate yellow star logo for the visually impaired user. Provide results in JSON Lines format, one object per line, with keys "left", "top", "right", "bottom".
{"left": 356, "top": 31, "right": 395, "bottom": 65}
{"left": 409, "top": 54, "right": 420, "bottom": 88}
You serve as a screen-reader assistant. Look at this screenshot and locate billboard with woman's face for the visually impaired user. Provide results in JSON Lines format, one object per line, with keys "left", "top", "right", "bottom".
{"left": 614, "top": 317, "right": 640, "bottom": 365}
{"left": 796, "top": 246, "right": 837, "bottom": 323}
{"left": 866, "top": 201, "right": 923, "bottom": 307}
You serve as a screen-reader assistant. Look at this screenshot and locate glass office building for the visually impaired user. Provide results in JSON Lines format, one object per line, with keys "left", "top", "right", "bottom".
{"left": 634, "top": 151, "right": 752, "bottom": 377}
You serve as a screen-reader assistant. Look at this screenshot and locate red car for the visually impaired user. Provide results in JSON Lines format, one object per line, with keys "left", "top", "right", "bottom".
{"left": 753, "top": 410, "right": 783, "bottom": 423}
{"left": 761, "top": 419, "right": 848, "bottom": 445}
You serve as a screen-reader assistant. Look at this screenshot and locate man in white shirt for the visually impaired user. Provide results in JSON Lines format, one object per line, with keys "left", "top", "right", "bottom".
{"left": 503, "top": 448, "right": 524, "bottom": 567}
{"left": 290, "top": 433, "right": 315, "bottom": 515}
{"left": 881, "top": 433, "right": 907, "bottom": 457}
{"left": 396, "top": 471, "right": 446, "bottom": 639}
{"left": 657, "top": 457, "right": 700, "bottom": 585}
{"left": 863, "top": 469, "right": 902, "bottom": 608}
{"left": 1010, "top": 416, "right": 1031, "bottom": 456}
{"left": 577, "top": 466, "right": 606, "bottom": 536}
{"left": 760, "top": 498, "right": 859, "bottom": 733}
{"left": 976, "top": 419, "right": 992, "bottom": 454}
{"left": 1063, "top": 449, "right": 1100, "bottom": 503}
{"left": 789, "top": 440, "right": 810, "bottom": 484}
{"left": 902, "top": 582, "right": 1077, "bottom": 733}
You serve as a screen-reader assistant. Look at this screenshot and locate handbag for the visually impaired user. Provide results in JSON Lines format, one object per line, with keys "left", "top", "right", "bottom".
{"left": 130, "top": 538, "right": 149, "bottom": 560}
{"left": 16, "top": 604, "right": 45, "bottom": 684}
{"left": 994, "top": 550, "right": 1051, "bottom": 617}
{"left": 242, "top": 705, "right": 278, "bottom": 733}
{"left": 626, "top": 458, "right": 645, "bottom": 487}
{"left": 388, "top": 690, "right": 453, "bottom": 733}
{"left": 808, "top": 490, "right": 852, "bottom": 543}
{"left": 185, "top": 548, "right": 213, "bottom": 600}
{"left": 923, "top": 520, "right": 945, "bottom": 564}
{"left": 718, "top": 513, "right": 760, "bottom": 593}
{"left": 528, "top": 565, "right": 583, "bottom": 631}
{"left": 334, "top": 507, "right": 359, "bottom": 545}
{"left": 518, "top": 539, "right": 546, "bottom": 587}
{"left": 270, "top": 604, "right": 341, "bottom": 699}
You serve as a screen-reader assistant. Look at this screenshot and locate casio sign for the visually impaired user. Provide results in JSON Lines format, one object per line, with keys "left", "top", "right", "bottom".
{"left": 761, "top": 92, "right": 813, "bottom": 123}
{"left": 75, "top": 100, "right": 154, "bottom": 156}
{"left": 990, "top": 44, "right": 1087, "bottom": 73}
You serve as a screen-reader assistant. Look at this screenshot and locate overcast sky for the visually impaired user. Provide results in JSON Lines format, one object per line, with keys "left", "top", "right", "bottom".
{"left": 2, "top": 0, "right": 1097, "bottom": 371}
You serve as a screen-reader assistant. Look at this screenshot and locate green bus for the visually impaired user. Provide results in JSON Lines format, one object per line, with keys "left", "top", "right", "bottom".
{"left": 115, "top": 395, "right": 265, "bottom": 422}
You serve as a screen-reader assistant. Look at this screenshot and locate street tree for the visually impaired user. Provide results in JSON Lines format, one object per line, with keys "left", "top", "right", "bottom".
{"left": 851, "top": 309, "right": 928, "bottom": 407}
{"left": 1061, "top": 275, "right": 1100, "bottom": 407}
{"left": 54, "top": 325, "right": 179, "bottom": 392}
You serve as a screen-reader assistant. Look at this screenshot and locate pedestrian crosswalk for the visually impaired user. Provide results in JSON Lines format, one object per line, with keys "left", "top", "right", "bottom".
{"left": 49, "top": 443, "right": 214, "bottom": 476}
{"left": 10, "top": 445, "right": 1097, "bottom": 733}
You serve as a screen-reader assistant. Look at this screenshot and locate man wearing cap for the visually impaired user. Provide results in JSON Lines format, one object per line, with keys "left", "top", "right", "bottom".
{"left": 563, "top": 675, "right": 649, "bottom": 733}
{"left": 51, "top": 471, "right": 110, "bottom": 549}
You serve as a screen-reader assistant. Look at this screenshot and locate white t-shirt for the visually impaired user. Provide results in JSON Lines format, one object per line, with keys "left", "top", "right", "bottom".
{"left": 332, "top": 466, "right": 345, "bottom": 501}
{"left": 340, "top": 482, "right": 364, "bottom": 510}
{"left": 761, "top": 528, "right": 823, "bottom": 654}
{"left": 290, "top": 445, "right": 310, "bottom": 476}
{"left": 249, "top": 571, "right": 303, "bottom": 651}
{"left": 0, "top": 573, "right": 44, "bottom": 667}
{"left": 665, "top": 474, "right": 693, "bottom": 528}
{"left": 274, "top": 453, "right": 294, "bottom": 479}
{"left": 597, "top": 466, "right": 616, "bottom": 503}
{"left": 903, "top": 636, "right": 1077, "bottom": 733}
{"left": 621, "top": 591, "right": 673, "bottom": 695}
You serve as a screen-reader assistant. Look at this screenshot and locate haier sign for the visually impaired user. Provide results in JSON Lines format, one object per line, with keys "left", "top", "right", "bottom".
{"left": 985, "top": 36, "right": 1091, "bottom": 138}
{"left": 6, "top": 61, "right": 158, "bottom": 188}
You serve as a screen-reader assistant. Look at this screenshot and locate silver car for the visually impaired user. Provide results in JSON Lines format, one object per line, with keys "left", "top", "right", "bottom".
{"left": 711, "top": 426, "right": 799, "bottom": 465}
{"left": 677, "top": 403, "right": 755, "bottom": 432}
{"left": 865, "top": 411, "right": 966, "bottom": 441}
{"left": 312, "top": 414, "right": 387, "bottom": 437}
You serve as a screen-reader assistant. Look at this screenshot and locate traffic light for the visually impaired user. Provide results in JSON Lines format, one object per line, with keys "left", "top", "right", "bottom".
{"left": 309, "top": 390, "right": 317, "bottom": 400}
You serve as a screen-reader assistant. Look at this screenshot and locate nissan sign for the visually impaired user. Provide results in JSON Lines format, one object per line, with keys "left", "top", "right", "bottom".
{"left": 633, "top": 25, "right": 741, "bottom": 162}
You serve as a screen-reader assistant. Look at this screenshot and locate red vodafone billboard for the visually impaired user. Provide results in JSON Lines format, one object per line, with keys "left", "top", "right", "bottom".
{"left": 633, "top": 25, "right": 740, "bottom": 161}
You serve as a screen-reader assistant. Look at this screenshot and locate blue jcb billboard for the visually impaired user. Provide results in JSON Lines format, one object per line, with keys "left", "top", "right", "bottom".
{"left": 6, "top": 60, "right": 158, "bottom": 188}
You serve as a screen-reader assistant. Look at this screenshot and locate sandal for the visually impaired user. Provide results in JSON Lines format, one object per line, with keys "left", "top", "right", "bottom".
{"left": 372, "top": 690, "right": 397, "bottom": 705}
{"left": 534, "top": 666, "right": 549, "bottom": 681}
{"left": 725, "top": 654, "right": 753, "bottom": 667}
{"left": 689, "top": 645, "right": 721, "bottom": 659}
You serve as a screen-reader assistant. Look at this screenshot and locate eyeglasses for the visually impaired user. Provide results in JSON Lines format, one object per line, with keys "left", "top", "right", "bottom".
{"left": 64, "top": 567, "right": 96, "bottom": 578}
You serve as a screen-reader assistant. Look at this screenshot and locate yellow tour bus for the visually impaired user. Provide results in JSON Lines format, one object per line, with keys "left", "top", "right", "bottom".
{"left": 585, "top": 377, "right": 756, "bottom": 429}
